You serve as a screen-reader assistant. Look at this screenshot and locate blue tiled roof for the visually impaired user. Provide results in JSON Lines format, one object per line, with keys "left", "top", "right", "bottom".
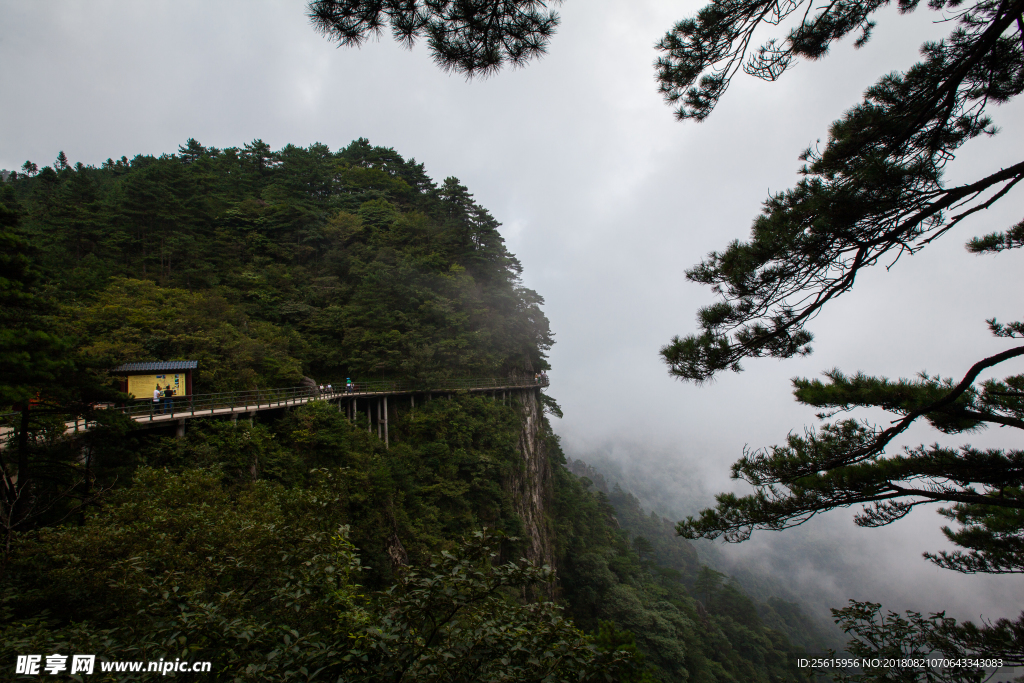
{"left": 111, "top": 361, "right": 198, "bottom": 373}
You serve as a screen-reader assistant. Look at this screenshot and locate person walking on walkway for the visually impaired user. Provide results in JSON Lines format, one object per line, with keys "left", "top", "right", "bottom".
{"left": 164, "top": 386, "right": 175, "bottom": 414}
{"left": 153, "top": 385, "right": 162, "bottom": 415}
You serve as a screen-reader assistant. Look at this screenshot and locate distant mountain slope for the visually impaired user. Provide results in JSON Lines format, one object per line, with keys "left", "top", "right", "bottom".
{"left": 566, "top": 456, "right": 844, "bottom": 653}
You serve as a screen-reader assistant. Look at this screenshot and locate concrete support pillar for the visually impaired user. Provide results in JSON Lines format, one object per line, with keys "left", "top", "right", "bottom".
{"left": 248, "top": 411, "right": 255, "bottom": 426}
{"left": 176, "top": 419, "right": 186, "bottom": 439}
{"left": 367, "top": 403, "right": 371, "bottom": 433}
{"left": 411, "top": 395, "right": 415, "bottom": 409}
{"left": 377, "top": 400, "right": 382, "bottom": 440}
{"left": 383, "top": 396, "right": 389, "bottom": 447}
{"left": 231, "top": 412, "right": 239, "bottom": 425}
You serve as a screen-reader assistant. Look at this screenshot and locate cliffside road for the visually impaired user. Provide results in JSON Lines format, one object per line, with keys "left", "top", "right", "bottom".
{"left": 0, "top": 376, "right": 550, "bottom": 446}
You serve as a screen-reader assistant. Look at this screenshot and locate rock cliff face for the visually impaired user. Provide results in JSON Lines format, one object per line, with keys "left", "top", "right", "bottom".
{"left": 505, "top": 387, "right": 556, "bottom": 571}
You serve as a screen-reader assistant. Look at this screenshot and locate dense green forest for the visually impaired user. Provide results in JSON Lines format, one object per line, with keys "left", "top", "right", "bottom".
{"left": 4, "top": 138, "right": 551, "bottom": 391}
{"left": 2, "top": 141, "right": 823, "bottom": 681}
{"left": 564, "top": 459, "right": 843, "bottom": 654}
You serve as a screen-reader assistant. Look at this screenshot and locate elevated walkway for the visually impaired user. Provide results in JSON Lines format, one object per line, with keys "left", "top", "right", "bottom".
{"left": 0, "top": 376, "right": 550, "bottom": 446}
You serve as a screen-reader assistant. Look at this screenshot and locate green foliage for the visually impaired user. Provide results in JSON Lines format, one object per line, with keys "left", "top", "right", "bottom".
{"left": 343, "top": 530, "right": 644, "bottom": 682}
{"left": 307, "top": 0, "right": 562, "bottom": 78}
{"left": 591, "top": 621, "right": 657, "bottom": 683}
{"left": 0, "top": 133, "right": 829, "bottom": 680}
{"left": 2, "top": 408, "right": 140, "bottom": 530}
{"left": 600, "top": 478, "right": 838, "bottom": 653}
{"left": 826, "top": 600, "right": 1023, "bottom": 682}
{"left": 72, "top": 277, "right": 305, "bottom": 392}
{"left": 792, "top": 368, "right": 1024, "bottom": 435}
{"left": 676, "top": 349, "right": 1024, "bottom": 573}
{"left": 0, "top": 185, "right": 71, "bottom": 406}
{"left": 967, "top": 219, "right": 1024, "bottom": 254}
{"left": 694, "top": 565, "right": 727, "bottom": 606}
{"left": 131, "top": 394, "right": 530, "bottom": 590}
{"left": 658, "top": 0, "right": 1024, "bottom": 381}
{"left": 552, "top": 443, "right": 813, "bottom": 682}
{"left": 1, "top": 467, "right": 362, "bottom": 681}
{"left": 539, "top": 392, "right": 563, "bottom": 419}
{"left": 603, "top": 484, "right": 700, "bottom": 579}
{"left": 676, "top": 348, "right": 1024, "bottom": 663}
{"left": 926, "top": 490, "right": 1024, "bottom": 574}
{"left": 1, "top": 182, "right": 129, "bottom": 558}
{"left": 0, "top": 469, "right": 644, "bottom": 682}
{"left": 7, "top": 138, "right": 552, "bottom": 387}
{"left": 146, "top": 419, "right": 302, "bottom": 486}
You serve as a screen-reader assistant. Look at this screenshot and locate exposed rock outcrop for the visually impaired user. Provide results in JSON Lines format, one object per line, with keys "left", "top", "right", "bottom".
{"left": 504, "top": 387, "right": 556, "bottom": 572}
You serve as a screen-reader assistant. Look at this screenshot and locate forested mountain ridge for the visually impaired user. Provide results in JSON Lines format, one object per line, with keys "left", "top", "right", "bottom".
{"left": 4, "top": 138, "right": 550, "bottom": 391}
{"left": 3, "top": 141, "right": 814, "bottom": 681}
{"left": 565, "top": 457, "right": 844, "bottom": 655}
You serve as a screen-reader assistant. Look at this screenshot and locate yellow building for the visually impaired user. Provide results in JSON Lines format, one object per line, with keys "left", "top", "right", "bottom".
{"left": 112, "top": 361, "right": 197, "bottom": 399}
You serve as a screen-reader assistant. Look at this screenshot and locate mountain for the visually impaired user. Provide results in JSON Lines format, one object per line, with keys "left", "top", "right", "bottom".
{"left": 1, "top": 141, "right": 820, "bottom": 681}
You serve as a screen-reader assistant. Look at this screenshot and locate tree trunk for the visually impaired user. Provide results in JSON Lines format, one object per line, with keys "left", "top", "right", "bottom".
{"left": 12, "top": 405, "right": 31, "bottom": 527}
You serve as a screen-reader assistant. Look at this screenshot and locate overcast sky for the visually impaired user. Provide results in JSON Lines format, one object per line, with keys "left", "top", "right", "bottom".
{"left": 3, "top": 1, "right": 1022, "bottom": 623}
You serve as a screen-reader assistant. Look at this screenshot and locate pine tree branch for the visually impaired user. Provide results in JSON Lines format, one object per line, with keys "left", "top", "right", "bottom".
{"left": 885, "top": 483, "right": 1024, "bottom": 509}
{"left": 954, "top": 408, "right": 1024, "bottom": 430}
{"left": 899, "top": 346, "right": 1022, "bottom": 414}
{"left": 678, "top": 348, "right": 1024, "bottom": 541}
{"left": 666, "top": 162, "right": 1024, "bottom": 381}
{"left": 815, "top": 345, "right": 1024, "bottom": 468}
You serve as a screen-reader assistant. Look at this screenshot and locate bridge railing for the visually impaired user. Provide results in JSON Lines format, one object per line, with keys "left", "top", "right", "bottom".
{"left": 0, "top": 411, "right": 19, "bottom": 432}
{"left": 116, "top": 385, "right": 320, "bottom": 421}
{"left": 111, "top": 376, "right": 550, "bottom": 421}
{"left": 0, "top": 377, "right": 550, "bottom": 443}
{"left": 332, "top": 376, "right": 549, "bottom": 394}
